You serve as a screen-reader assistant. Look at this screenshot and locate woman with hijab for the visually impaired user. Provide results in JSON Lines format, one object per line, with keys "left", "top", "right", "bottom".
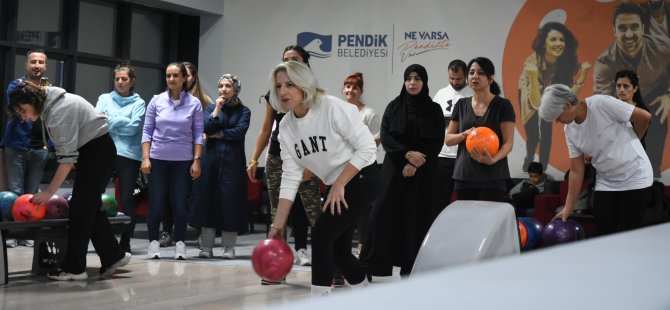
{"left": 190, "top": 74, "right": 250, "bottom": 259}
{"left": 445, "top": 57, "right": 515, "bottom": 202}
{"left": 362, "top": 64, "right": 445, "bottom": 277}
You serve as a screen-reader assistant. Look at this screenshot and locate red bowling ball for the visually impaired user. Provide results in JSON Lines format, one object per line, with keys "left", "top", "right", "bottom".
{"left": 252, "top": 238, "right": 294, "bottom": 282}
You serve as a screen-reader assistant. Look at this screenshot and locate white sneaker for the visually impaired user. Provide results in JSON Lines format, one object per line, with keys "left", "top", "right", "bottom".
{"left": 174, "top": 241, "right": 187, "bottom": 260}
{"left": 100, "top": 252, "right": 132, "bottom": 277}
{"left": 20, "top": 239, "right": 34, "bottom": 247}
{"left": 5, "top": 238, "right": 17, "bottom": 248}
{"left": 47, "top": 270, "right": 88, "bottom": 281}
{"left": 198, "top": 249, "right": 213, "bottom": 258}
{"left": 148, "top": 240, "right": 160, "bottom": 259}
{"left": 297, "top": 248, "right": 311, "bottom": 266}
{"left": 221, "top": 247, "right": 235, "bottom": 259}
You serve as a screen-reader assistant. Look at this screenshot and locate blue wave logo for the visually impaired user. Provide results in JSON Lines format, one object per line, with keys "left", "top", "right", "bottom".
{"left": 297, "top": 32, "right": 332, "bottom": 58}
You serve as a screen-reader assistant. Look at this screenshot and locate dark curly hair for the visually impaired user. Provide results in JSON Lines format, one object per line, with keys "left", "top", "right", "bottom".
{"left": 7, "top": 80, "right": 46, "bottom": 117}
{"left": 531, "top": 22, "right": 580, "bottom": 86}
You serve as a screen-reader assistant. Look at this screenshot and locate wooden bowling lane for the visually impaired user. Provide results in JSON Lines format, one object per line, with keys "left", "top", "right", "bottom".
{"left": 0, "top": 246, "right": 312, "bottom": 309}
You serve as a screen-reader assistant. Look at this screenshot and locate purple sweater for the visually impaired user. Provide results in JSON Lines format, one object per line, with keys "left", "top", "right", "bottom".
{"left": 142, "top": 91, "right": 204, "bottom": 161}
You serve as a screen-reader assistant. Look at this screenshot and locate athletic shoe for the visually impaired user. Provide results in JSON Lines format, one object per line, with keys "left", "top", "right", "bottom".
{"left": 222, "top": 247, "right": 235, "bottom": 259}
{"left": 297, "top": 248, "right": 311, "bottom": 266}
{"left": 159, "top": 232, "right": 172, "bottom": 247}
{"left": 148, "top": 240, "right": 161, "bottom": 259}
{"left": 47, "top": 269, "right": 88, "bottom": 281}
{"left": 100, "top": 252, "right": 132, "bottom": 277}
{"left": 261, "top": 278, "right": 286, "bottom": 285}
{"left": 332, "top": 271, "right": 346, "bottom": 287}
{"left": 174, "top": 241, "right": 187, "bottom": 260}
{"left": 5, "top": 238, "right": 17, "bottom": 248}
{"left": 20, "top": 239, "right": 34, "bottom": 247}
{"left": 198, "top": 249, "right": 213, "bottom": 258}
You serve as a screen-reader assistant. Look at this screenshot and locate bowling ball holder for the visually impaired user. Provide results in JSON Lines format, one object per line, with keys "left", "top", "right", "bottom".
{"left": 0, "top": 224, "right": 68, "bottom": 275}
{"left": 0, "top": 216, "right": 130, "bottom": 284}
{"left": 33, "top": 228, "right": 68, "bottom": 274}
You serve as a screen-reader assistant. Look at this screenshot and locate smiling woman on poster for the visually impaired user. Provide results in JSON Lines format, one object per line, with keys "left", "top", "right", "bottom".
{"left": 518, "top": 21, "right": 591, "bottom": 172}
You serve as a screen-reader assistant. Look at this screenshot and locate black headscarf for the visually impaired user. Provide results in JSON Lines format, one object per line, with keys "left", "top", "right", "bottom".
{"left": 387, "top": 64, "right": 441, "bottom": 139}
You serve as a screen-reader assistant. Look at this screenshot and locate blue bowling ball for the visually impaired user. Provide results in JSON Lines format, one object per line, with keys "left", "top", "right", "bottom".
{"left": 519, "top": 217, "right": 539, "bottom": 250}
{"left": 0, "top": 191, "right": 18, "bottom": 221}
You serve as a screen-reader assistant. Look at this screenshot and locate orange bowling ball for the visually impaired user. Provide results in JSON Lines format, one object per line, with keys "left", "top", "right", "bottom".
{"left": 12, "top": 194, "right": 46, "bottom": 222}
{"left": 518, "top": 219, "right": 528, "bottom": 249}
{"left": 465, "top": 127, "right": 500, "bottom": 157}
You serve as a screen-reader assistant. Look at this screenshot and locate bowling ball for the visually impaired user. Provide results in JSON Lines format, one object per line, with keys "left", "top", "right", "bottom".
{"left": 44, "top": 194, "right": 69, "bottom": 219}
{"left": 101, "top": 193, "right": 118, "bottom": 217}
{"left": 12, "top": 194, "right": 46, "bottom": 222}
{"left": 567, "top": 220, "right": 586, "bottom": 240}
{"left": 465, "top": 127, "right": 500, "bottom": 157}
{"left": 518, "top": 220, "right": 528, "bottom": 249}
{"left": 519, "top": 217, "right": 539, "bottom": 250}
{"left": 541, "top": 219, "right": 577, "bottom": 247}
{"left": 63, "top": 192, "right": 73, "bottom": 203}
{"left": 252, "top": 238, "right": 294, "bottom": 282}
{"left": 0, "top": 191, "right": 19, "bottom": 221}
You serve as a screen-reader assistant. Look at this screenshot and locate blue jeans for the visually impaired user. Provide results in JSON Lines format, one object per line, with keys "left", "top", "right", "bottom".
{"left": 147, "top": 159, "right": 193, "bottom": 242}
{"left": 4, "top": 147, "right": 48, "bottom": 195}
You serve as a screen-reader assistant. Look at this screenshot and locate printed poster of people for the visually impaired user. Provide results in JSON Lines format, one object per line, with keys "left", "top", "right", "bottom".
{"left": 219, "top": 0, "right": 670, "bottom": 182}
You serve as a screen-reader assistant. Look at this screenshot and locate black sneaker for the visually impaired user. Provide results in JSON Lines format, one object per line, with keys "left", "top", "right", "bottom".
{"left": 159, "top": 232, "right": 172, "bottom": 247}
{"left": 332, "top": 273, "right": 346, "bottom": 287}
{"left": 261, "top": 278, "right": 286, "bottom": 285}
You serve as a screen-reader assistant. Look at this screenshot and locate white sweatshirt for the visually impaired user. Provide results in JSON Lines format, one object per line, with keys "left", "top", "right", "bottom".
{"left": 278, "top": 95, "right": 377, "bottom": 201}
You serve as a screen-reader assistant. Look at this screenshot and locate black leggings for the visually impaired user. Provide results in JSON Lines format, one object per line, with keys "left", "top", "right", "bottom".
{"left": 593, "top": 187, "right": 651, "bottom": 236}
{"left": 311, "top": 165, "right": 379, "bottom": 287}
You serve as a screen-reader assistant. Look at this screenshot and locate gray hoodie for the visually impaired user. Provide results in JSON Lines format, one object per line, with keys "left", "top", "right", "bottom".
{"left": 41, "top": 87, "right": 108, "bottom": 164}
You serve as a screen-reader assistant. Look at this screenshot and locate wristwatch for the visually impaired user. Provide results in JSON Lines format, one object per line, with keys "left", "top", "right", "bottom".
{"left": 194, "top": 156, "right": 201, "bottom": 160}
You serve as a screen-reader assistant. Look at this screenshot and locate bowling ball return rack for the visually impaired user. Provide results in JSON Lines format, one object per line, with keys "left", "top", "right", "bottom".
{"left": 0, "top": 215, "right": 130, "bottom": 285}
